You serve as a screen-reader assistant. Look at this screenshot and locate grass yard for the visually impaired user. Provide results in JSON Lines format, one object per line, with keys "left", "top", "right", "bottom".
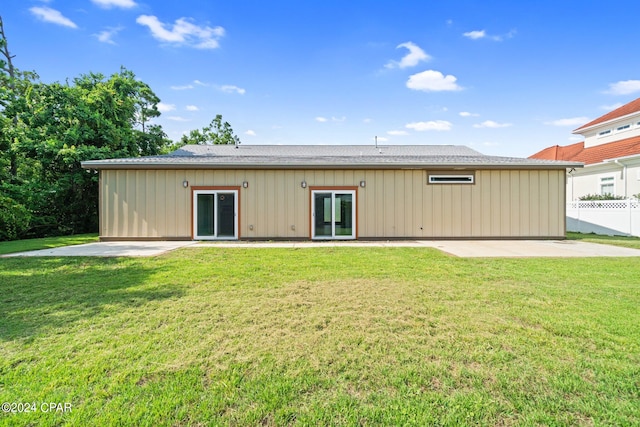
{"left": 0, "top": 234, "right": 98, "bottom": 255}
{"left": 1, "top": 247, "right": 639, "bottom": 426}
{"left": 567, "top": 231, "right": 640, "bottom": 250}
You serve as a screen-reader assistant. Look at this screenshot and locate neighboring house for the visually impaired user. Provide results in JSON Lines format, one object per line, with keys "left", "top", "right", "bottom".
{"left": 530, "top": 97, "right": 640, "bottom": 201}
{"left": 81, "top": 144, "right": 579, "bottom": 241}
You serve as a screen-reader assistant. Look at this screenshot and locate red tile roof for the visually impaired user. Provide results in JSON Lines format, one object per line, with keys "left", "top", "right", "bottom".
{"left": 529, "top": 142, "right": 585, "bottom": 162}
{"left": 529, "top": 135, "right": 640, "bottom": 165}
{"left": 573, "top": 97, "right": 640, "bottom": 132}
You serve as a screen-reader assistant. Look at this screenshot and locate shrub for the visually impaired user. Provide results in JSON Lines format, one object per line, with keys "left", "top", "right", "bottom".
{"left": 0, "top": 195, "right": 31, "bottom": 241}
{"left": 578, "top": 193, "right": 626, "bottom": 201}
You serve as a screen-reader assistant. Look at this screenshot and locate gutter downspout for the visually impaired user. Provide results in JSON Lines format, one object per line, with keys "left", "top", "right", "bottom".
{"left": 613, "top": 159, "right": 628, "bottom": 198}
{"left": 568, "top": 168, "right": 575, "bottom": 201}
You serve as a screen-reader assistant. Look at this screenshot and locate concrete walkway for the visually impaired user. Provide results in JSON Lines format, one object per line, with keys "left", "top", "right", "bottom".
{"left": 2, "top": 241, "right": 198, "bottom": 257}
{"left": 4, "top": 239, "right": 637, "bottom": 258}
{"left": 418, "top": 239, "right": 640, "bottom": 258}
{"left": 194, "top": 239, "right": 640, "bottom": 257}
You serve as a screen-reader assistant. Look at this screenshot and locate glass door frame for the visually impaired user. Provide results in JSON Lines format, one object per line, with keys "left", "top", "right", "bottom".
{"left": 191, "top": 186, "right": 240, "bottom": 240}
{"left": 310, "top": 187, "right": 357, "bottom": 240}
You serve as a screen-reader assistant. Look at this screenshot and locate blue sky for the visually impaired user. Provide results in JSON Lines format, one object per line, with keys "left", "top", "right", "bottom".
{"left": 3, "top": 0, "right": 640, "bottom": 157}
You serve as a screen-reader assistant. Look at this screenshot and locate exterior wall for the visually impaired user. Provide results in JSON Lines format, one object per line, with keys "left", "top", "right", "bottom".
{"left": 567, "top": 160, "right": 640, "bottom": 201}
{"left": 582, "top": 114, "right": 640, "bottom": 148}
{"left": 100, "top": 168, "right": 567, "bottom": 240}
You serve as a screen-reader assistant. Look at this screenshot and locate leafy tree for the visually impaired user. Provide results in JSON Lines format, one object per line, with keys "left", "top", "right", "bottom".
{"left": 179, "top": 114, "right": 241, "bottom": 146}
{"left": 0, "top": 22, "right": 171, "bottom": 239}
{"left": 1, "top": 14, "right": 242, "bottom": 240}
{"left": 0, "top": 15, "right": 36, "bottom": 238}
{"left": 10, "top": 70, "right": 172, "bottom": 236}
{"left": 0, "top": 195, "right": 30, "bottom": 240}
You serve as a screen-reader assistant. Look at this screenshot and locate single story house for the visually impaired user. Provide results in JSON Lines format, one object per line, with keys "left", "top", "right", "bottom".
{"left": 530, "top": 97, "right": 640, "bottom": 201}
{"left": 81, "top": 144, "right": 581, "bottom": 241}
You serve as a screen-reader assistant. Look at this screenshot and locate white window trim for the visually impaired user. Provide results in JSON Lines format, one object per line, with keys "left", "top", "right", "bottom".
{"left": 428, "top": 174, "right": 475, "bottom": 184}
{"left": 193, "top": 189, "right": 239, "bottom": 240}
{"left": 598, "top": 129, "right": 612, "bottom": 137}
{"left": 311, "top": 190, "right": 356, "bottom": 240}
{"left": 599, "top": 175, "right": 615, "bottom": 196}
{"left": 614, "top": 123, "right": 631, "bottom": 134}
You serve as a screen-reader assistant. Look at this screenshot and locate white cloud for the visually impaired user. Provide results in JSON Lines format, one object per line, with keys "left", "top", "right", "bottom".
{"left": 387, "top": 130, "right": 409, "bottom": 136}
{"left": 94, "top": 27, "right": 122, "bottom": 45}
{"left": 170, "top": 84, "right": 194, "bottom": 90}
{"left": 194, "top": 80, "right": 210, "bottom": 87}
{"left": 463, "top": 29, "right": 516, "bottom": 41}
{"left": 544, "top": 117, "right": 590, "bottom": 127}
{"left": 136, "top": 15, "right": 225, "bottom": 49}
{"left": 463, "top": 30, "right": 486, "bottom": 40}
{"left": 385, "top": 42, "right": 431, "bottom": 69}
{"left": 407, "top": 70, "right": 462, "bottom": 92}
{"left": 314, "top": 116, "right": 346, "bottom": 123}
{"left": 363, "top": 118, "right": 372, "bottom": 123}
{"left": 605, "top": 80, "right": 640, "bottom": 95}
{"left": 157, "top": 103, "right": 176, "bottom": 113}
{"left": 220, "top": 85, "right": 246, "bottom": 95}
{"left": 185, "top": 105, "right": 199, "bottom": 111}
{"left": 375, "top": 136, "right": 389, "bottom": 142}
{"left": 406, "top": 120, "right": 453, "bottom": 131}
{"left": 91, "top": 0, "right": 137, "bottom": 9}
{"left": 29, "top": 6, "right": 77, "bottom": 28}
{"left": 473, "top": 120, "right": 512, "bottom": 128}
{"left": 167, "top": 116, "right": 190, "bottom": 122}
{"left": 601, "top": 103, "right": 623, "bottom": 110}
{"left": 459, "top": 111, "right": 479, "bottom": 117}
{"left": 245, "top": 130, "right": 256, "bottom": 136}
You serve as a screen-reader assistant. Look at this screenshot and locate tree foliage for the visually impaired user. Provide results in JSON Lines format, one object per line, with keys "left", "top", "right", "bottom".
{"left": 1, "top": 15, "right": 241, "bottom": 240}
{"left": 1, "top": 17, "right": 174, "bottom": 239}
{"left": 179, "top": 114, "right": 241, "bottom": 146}
{"left": 0, "top": 195, "right": 30, "bottom": 240}
{"left": 3, "top": 70, "right": 173, "bottom": 238}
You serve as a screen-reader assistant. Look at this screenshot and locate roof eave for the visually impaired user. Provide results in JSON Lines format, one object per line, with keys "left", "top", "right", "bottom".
{"left": 81, "top": 161, "right": 584, "bottom": 171}
{"left": 573, "top": 110, "right": 640, "bottom": 134}
{"left": 602, "top": 153, "right": 640, "bottom": 163}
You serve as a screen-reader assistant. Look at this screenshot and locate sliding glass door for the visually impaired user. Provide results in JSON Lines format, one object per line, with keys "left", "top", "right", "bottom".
{"left": 312, "top": 190, "right": 355, "bottom": 239}
{"left": 193, "top": 190, "right": 238, "bottom": 240}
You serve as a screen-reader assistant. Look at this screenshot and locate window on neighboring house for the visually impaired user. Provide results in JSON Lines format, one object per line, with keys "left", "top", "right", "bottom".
{"left": 598, "top": 129, "right": 611, "bottom": 137}
{"left": 616, "top": 124, "right": 631, "bottom": 132}
{"left": 600, "top": 176, "right": 615, "bottom": 196}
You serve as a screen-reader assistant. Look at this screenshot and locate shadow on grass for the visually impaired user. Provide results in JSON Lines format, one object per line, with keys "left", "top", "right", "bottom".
{"left": 0, "top": 256, "right": 184, "bottom": 341}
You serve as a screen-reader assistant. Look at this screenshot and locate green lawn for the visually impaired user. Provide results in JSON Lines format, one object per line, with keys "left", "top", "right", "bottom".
{"left": 0, "top": 234, "right": 99, "bottom": 255}
{"left": 1, "top": 247, "right": 639, "bottom": 426}
{"left": 567, "top": 231, "right": 640, "bottom": 250}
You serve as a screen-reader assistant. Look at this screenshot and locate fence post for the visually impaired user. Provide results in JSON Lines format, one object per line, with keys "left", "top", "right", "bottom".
{"left": 629, "top": 199, "right": 633, "bottom": 237}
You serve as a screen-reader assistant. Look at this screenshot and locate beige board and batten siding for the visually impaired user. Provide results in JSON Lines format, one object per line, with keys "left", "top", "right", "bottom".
{"left": 99, "top": 168, "right": 566, "bottom": 239}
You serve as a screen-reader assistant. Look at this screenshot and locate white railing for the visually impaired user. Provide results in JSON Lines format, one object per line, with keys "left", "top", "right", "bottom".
{"left": 567, "top": 199, "right": 640, "bottom": 237}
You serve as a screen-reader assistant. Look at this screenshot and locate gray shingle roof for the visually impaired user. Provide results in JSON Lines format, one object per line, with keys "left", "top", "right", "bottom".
{"left": 169, "top": 144, "right": 483, "bottom": 157}
{"left": 81, "top": 144, "right": 583, "bottom": 170}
